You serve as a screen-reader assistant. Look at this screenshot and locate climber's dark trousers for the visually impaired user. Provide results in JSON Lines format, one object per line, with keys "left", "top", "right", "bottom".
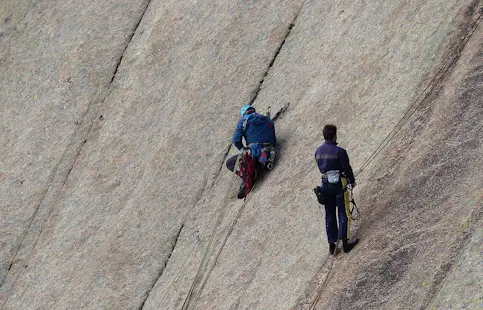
{"left": 226, "top": 155, "right": 238, "bottom": 172}
{"left": 324, "top": 189, "right": 349, "bottom": 243}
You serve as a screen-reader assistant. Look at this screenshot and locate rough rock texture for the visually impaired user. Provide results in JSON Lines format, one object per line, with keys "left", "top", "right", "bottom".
{"left": 308, "top": 16, "right": 483, "bottom": 310}
{"left": 1, "top": 0, "right": 482, "bottom": 309}
{"left": 0, "top": 0, "right": 151, "bottom": 292}
{"left": 430, "top": 228, "right": 483, "bottom": 310}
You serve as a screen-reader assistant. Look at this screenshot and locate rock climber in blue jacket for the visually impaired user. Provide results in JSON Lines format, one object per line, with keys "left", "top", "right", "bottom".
{"left": 315, "top": 124, "right": 359, "bottom": 255}
{"left": 226, "top": 105, "right": 276, "bottom": 198}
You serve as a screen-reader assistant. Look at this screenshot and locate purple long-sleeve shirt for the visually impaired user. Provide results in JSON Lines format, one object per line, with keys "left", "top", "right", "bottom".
{"left": 315, "top": 140, "right": 355, "bottom": 184}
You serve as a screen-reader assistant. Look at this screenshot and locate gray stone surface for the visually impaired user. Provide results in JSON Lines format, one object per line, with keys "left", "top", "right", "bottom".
{"left": 430, "top": 224, "right": 483, "bottom": 310}
{"left": 1, "top": 0, "right": 482, "bottom": 309}
{"left": 308, "top": 13, "right": 483, "bottom": 310}
{"left": 0, "top": 0, "right": 150, "bottom": 291}
{"left": 1, "top": 0, "right": 304, "bottom": 309}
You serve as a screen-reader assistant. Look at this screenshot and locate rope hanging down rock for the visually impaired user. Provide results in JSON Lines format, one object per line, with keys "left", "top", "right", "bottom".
{"left": 355, "top": 12, "right": 482, "bottom": 177}
{"left": 177, "top": 103, "right": 289, "bottom": 310}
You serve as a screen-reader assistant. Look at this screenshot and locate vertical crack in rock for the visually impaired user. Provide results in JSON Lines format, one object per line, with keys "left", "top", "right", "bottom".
{"left": 305, "top": 260, "right": 335, "bottom": 310}
{"left": 138, "top": 224, "right": 184, "bottom": 310}
{"left": 205, "top": 4, "right": 306, "bottom": 200}
{"left": 0, "top": 136, "right": 85, "bottom": 288}
{"left": 248, "top": 9, "right": 301, "bottom": 106}
{"left": 0, "top": 0, "right": 153, "bottom": 295}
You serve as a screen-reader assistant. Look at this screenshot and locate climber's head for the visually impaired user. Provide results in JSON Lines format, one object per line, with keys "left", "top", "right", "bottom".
{"left": 240, "top": 105, "right": 256, "bottom": 117}
{"left": 323, "top": 124, "right": 337, "bottom": 142}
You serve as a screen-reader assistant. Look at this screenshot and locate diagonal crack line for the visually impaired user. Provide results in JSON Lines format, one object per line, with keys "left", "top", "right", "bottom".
{"left": 139, "top": 224, "right": 185, "bottom": 310}
{"left": 308, "top": 260, "right": 335, "bottom": 310}
{"left": 0, "top": 137, "right": 87, "bottom": 289}
{"left": 110, "top": 0, "right": 151, "bottom": 84}
{"left": 185, "top": 142, "right": 233, "bottom": 220}
{"left": 207, "top": 8, "right": 305, "bottom": 193}
{"left": 0, "top": 0, "right": 153, "bottom": 294}
{"left": 211, "top": 143, "right": 233, "bottom": 188}
{"left": 248, "top": 9, "right": 302, "bottom": 106}
{"left": 355, "top": 8, "right": 483, "bottom": 177}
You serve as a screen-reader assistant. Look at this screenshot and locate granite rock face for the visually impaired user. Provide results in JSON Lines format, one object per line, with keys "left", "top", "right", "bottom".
{"left": 0, "top": 0, "right": 151, "bottom": 292}
{"left": 1, "top": 0, "right": 482, "bottom": 309}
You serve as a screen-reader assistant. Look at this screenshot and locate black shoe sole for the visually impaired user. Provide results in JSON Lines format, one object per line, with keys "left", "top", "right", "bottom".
{"left": 343, "top": 238, "right": 360, "bottom": 253}
{"left": 237, "top": 185, "right": 247, "bottom": 199}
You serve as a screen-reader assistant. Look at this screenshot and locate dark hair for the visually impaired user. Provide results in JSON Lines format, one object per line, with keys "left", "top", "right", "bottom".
{"left": 323, "top": 124, "right": 337, "bottom": 140}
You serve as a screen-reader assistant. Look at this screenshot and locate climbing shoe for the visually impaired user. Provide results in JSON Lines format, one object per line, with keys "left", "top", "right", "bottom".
{"left": 329, "top": 242, "right": 336, "bottom": 255}
{"left": 342, "top": 238, "right": 359, "bottom": 253}
{"left": 237, "top": 183, "right": 247, "bottom": 199}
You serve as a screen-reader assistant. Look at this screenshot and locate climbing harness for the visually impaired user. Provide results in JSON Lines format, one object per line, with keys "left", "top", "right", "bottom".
{"left": 313, "top": 182, "right": 360, "bottom": 221}
{"left": 326, "top": 170, "right": 340, "bottom": 184}
{"left": 248, "top": 143, "right": 276, "bottom": 170}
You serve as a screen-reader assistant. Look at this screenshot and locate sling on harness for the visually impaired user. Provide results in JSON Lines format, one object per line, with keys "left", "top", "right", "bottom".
{"left": 234, "top": 145, "right": 274, "bottom": 199}
{"left": 237, "top": 152, "right": 257, "bottom": 199}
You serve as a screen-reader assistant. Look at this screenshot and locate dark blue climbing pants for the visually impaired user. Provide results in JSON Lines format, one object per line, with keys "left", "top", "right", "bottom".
{"left": 226, "top": 155, "right": 239, "bottom": 172}
{"left": 321, "top": 177, "right": 351, "bottom": 243}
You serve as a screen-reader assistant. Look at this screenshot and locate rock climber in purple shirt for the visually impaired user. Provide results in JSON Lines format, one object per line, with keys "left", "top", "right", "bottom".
{"left": 314, "top": 124, "right": 359, "bottom": 255}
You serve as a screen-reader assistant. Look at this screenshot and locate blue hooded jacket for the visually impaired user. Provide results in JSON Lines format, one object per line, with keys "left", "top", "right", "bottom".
{"left": 232, "top": 112, "right": 276, "bottom": 150}
{"left": 315, "top": 140, "right": 355, "bottom": 184}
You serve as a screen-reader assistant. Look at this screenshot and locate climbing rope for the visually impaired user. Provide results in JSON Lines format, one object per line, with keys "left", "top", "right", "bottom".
{"left": 168, "top": 104, "right": 288, "bottom": 309}
{"left": 181, "top": 105, "right": 290, "bottom": 309}
{"left": 157, "top": 104, "right": 288, "bottom": 309}
{"left": 349, "top": 187, "right": 360, "bottom": 220}
{"left": 308, "top": 12, "right": 483, "bottom": 310}
{"left": 180, "top": 181, "right": 259, "bottom": 309}
{"left": 187, "top": 180, "right": 261, "bottom": 309}
{"left": 154, "top": 171, "right": 238, "bottom": 309}
{"left": 179, "top": 175, "right": 239, "bottom": 310}
{"left": 156, "top": 231, "right": 201, "bottom": 307}
{"left": 355, "top": 12, "right": 483, "bottom": 177}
